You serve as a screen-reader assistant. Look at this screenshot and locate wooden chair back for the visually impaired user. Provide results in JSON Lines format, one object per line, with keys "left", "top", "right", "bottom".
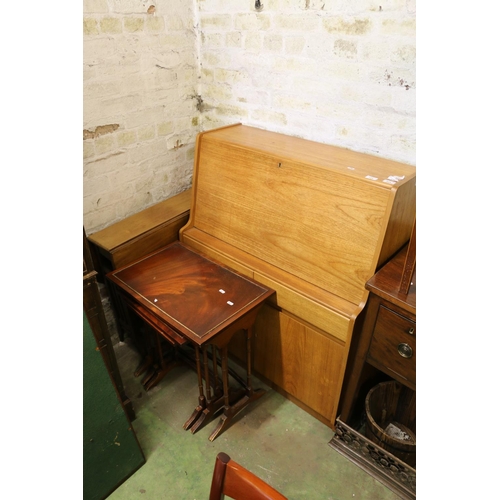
{"left": 209, "top": 452, "right": 287, "bottom": 500}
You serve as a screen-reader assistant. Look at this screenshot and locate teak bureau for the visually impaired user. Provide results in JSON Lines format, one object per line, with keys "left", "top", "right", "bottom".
{"left": 179, "top": 124, "right": 416, "bottom": 427}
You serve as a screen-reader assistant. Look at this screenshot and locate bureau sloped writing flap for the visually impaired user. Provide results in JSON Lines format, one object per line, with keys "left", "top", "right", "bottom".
{"left": 187, "top": 124, "right": 416, "bottom": 307}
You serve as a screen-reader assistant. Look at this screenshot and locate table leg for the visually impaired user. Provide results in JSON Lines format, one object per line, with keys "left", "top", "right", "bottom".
{"left": 208, "top": 328, "right": 265, "bottom": 442}
{"left": 211, "top": 345, "right": 221, "bottom": 394}
{"left": 142, "top": 333, "right": 182, "bottom": 391}
{"left": 190, "top": 346, "right": 229, "bottom": 434}
{"left": 183, "top": 345, "right": 206, "bottom": 430}
{"left": 134, "top": 355, "right": 153, "bottom": 377}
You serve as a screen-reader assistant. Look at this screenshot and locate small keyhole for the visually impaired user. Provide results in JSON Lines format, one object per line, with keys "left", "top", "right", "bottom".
{"left": 278, "top": 162, "right": 282, "bottom": 168}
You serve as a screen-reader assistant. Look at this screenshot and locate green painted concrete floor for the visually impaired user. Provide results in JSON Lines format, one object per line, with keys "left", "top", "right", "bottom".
{"left": 106, "top": 334, "right": 402, "bottom": 500}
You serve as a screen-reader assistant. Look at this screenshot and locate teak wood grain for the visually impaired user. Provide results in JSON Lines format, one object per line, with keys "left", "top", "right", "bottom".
{"left": 88, "top": 189, "right": 191, "bottom": 271}
{"left": 180, "top": 124, "right": 416, "bottom": 425}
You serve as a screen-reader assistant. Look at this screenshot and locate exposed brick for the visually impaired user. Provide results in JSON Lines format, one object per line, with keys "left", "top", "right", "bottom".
{"left": 381, "top": 18, "right": 416, "bottom": 36}
{"left": 285, "top": 36, "right": 306, "bottom": 55}
{"left": 84, "top": 81, "right": 121, "bottom": 99}
{"left": 83, "top": 0, "right": 108, "bottom": 14}
{"left": 117, "top": 130, "right": 137, "bottom": 147}
{"left": 100, "top": 17, "right": 123, "bottom": 34}
{"left": 146, "top": 15, "right": 165, "bottom": 32}
{"left": 334, "top": 39, "right": 358, "bottom": 59}
{"left": 214, "top": 68, "right": 250, "bottom": 86}
{"left": 83, "top": 141, "right": 95, "bottom": 159}
{"left": 124, "top": 17, "right": 144, "bottom": 33}
{"left": 273, "top": 94, "right": 313, "bottom": 113}
{"left": 83, "top": 174, "right": 111, "bottom": 196}
{"left": 85, "top": 151, "right": 128, "bottom": 176}
{"left": 83, "top": 38, "right": 118, "bottom": 64}
{"left": 159, "top": 34, "right": 192, "bottom": 48}
{"left": 234, "top": 13, "right": 271, "bottom": 31}
{"left": 203, "top": 83, "right": 233, "bottom": 101}
{"left": 202, "top": 33, "right": 224, "bottom": 47}
{"left": 226, "top": 31, "right": 242, "bottom": 48}
{"left": 166, "top": 15, "right": 185, "bottom": 31}
{"left": 95, "top": 135, "right": 117, "bottom": 155}
{"left": 83, "top": 18, "right": 99, "bottom": 36}
{"left": 216, "top": 104, "right": 248, "bottom": 118}
{"left": 125, "top": 107, "right": 166, "bottom": 129}
{"left": 323, "top": 17, "right": 372, "bottom": 35}
{"left": 138, "top": 125, "right": 156, "bottom": 141}
{"left": 263, "top": 34, "right": 283, "bottom": 52}
{"left": 157, "top": 121, "right": 175, "bottom": 136}
{"left": 392, "top": 44, "right": 416, "bottom": 64}
{"left": 275, "top": 14, "right": 319, "bottom": 31}
{"left": 251, "top": 108, "right": 287, "bottom": 126}
{"left": 200, "top": 14, "right": 232, "bottom": 30}
{"left": 244, "top": 33, "right": 262, "bottom": 51}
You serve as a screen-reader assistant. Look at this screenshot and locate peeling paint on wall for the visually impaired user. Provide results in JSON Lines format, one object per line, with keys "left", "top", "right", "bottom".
{"left": 83, "top": 124, "right": 120, "bottom": 140}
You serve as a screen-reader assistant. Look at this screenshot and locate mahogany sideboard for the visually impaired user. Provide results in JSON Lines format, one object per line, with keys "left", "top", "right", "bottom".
{"left": 330, "top": 238, "right": 416, "bottom": 499}
{"left": 179, "top": 123, "right": 416, "bottom": 427}
{"left": 338, "top": 242, "right": 416, "bottom": 424}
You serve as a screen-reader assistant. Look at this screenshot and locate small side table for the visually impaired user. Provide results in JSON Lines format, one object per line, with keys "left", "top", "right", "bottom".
{"left": 107, "top": 242, "right": 275, "bottom": 441}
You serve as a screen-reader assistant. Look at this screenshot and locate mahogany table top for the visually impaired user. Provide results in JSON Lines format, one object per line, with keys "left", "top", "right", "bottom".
{"left": 107, "top": 242, "right": 274, "bottom": 345}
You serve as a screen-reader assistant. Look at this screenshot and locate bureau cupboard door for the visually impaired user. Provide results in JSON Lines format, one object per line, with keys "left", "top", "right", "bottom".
{"left": 253, "top": 304, "right": 345, "bottom": 422}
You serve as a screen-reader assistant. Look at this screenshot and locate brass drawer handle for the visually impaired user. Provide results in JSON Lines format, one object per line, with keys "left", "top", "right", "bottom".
{"left": 397, "top": 343, "right": 413, "bottom": 359}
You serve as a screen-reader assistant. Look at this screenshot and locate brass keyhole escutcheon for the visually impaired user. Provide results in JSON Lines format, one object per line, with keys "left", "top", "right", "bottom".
{"left": 397, "top": 343, "right": 413, "bottom": 359}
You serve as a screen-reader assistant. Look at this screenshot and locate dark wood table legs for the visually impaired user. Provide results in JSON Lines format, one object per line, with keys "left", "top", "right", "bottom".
{"left": 181, "top": 325, "right": 265, "bottom": 441}
{"left": 208, "top": 328, "right": 265, "bottom": 441}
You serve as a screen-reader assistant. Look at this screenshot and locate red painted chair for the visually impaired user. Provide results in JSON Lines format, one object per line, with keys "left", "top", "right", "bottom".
{"left": 209, "top": 452, "right": 288, "bottom": 500}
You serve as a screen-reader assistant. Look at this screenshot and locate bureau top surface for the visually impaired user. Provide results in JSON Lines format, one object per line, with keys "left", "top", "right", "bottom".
{"left": 202, "top": 124, "right": 416, "bottom": 188}
{"left": 87, "top": 189, "right": 191, "bottom": 251}
{"left": 107, "top": 242, "right": 274, "bottom": 344}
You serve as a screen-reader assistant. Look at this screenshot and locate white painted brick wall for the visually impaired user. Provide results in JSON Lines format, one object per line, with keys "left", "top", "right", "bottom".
{"left": 83, "top": 0, "right": 198, "bottom": 233}
{"left": 84, "top": 0, "right": 415, "bottom": 234}
{"left": 198, "top": 0, "right": 416, "bottom": 161}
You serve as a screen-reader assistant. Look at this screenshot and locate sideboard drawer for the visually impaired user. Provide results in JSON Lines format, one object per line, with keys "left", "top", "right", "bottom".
{"left": 367, "top": 304, "right": 416, "bottom": 385}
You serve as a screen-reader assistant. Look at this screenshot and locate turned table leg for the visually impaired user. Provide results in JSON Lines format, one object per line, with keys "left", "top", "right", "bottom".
{"left": 183, "top": 345, "right": 206, "bottom": 430}
{"left": 208, "top": 328, "right": 265, "bottom": 442}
